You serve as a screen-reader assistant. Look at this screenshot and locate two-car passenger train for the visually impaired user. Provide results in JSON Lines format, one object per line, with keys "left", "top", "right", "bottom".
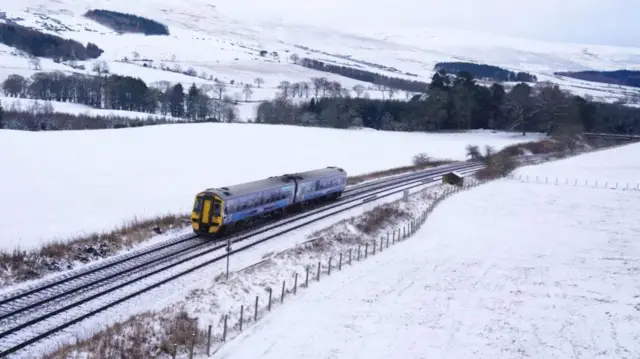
{"left": 191, "top": 167, "right": 347, "bottom": 236}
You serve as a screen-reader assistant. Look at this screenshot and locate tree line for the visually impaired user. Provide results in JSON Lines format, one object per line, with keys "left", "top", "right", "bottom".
{"left": 434, "top": 62, "right": 537, "bottom": 83}
{"left": 0, "top": 70, "right": 239, "bottom": 130}
{"left": 555, "top": 70, "right": 640, "bottom": 89}
{"left": 84, "top": 9, "right": 169, "bottom": 35}
{"left": 297, "top": 58, "right": 429, "bottom": 92}
{"left": 256, "top": 69, "right": 640, "bottom": 136}
{"left": 0, "top": 22, "right": 103, "bottom": 61}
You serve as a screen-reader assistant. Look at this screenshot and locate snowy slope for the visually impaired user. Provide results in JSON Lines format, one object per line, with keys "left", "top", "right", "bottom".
{"left": 212, "top": 143, "right": 640, "bottom": 359}
{"left": 1, "top": 0, "right": 640, "bottom": 112}
{"left": 0, "top": 126, "right": 543, "bottom": 251}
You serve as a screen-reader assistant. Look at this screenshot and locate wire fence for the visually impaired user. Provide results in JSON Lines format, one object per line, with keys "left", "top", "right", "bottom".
{"left": 163, "top": 176, "right": 500, "bottom": 358}
{"left": 507, "top": 173, "right": 640, "bottom": 191}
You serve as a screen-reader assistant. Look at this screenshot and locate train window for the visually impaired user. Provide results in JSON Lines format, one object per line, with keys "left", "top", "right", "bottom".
{"left": 212, "top": 200, "right": 221, "bottom": 216}
{"left": 193, "top": 197, "right": 203, "bottom": 213}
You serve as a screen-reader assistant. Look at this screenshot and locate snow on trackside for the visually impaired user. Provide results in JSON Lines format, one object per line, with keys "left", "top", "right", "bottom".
{"left": 40, "top": 178, "right": 458, "bottom": 359}
{"left": 211, "top": 143, "right": 640, "bottom": 359}
{"left": 0, "top": 125, "right": 543, "bottom": 251}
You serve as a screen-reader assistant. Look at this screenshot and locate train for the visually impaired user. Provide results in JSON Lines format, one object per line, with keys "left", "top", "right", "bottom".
{"left": 191, "top": 166, "right": 348, "bottom": 236}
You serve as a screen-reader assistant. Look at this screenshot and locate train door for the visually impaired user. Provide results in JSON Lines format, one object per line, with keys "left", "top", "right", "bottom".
{"left": 193, "top": 194, "right": 222, "bottom": 234}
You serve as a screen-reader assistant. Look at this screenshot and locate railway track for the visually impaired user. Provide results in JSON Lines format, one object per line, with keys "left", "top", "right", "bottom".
{"left": 0, "top": 162, "right": 482, "bottom": 357}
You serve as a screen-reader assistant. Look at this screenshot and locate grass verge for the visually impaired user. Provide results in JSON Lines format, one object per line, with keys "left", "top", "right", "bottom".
{"left": 0, "top": 214, "right": 189, "bottom": 288}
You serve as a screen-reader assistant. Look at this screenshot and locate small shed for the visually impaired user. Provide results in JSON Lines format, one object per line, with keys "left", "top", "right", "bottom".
{"left": 442, "top": 171, "right": 464, "bottom": 186}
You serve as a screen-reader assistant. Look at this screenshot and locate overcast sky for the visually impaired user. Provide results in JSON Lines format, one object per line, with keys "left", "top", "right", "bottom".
{"left": 221, "top": 0, "right": 637, "bottom": 47}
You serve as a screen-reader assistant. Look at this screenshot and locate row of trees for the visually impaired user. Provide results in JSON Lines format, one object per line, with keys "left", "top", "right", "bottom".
{"left": 1, "top": 71, "right": 239, "bottom": 127}
{"left": 0, "top": 22, "right": 103, "bottom": 61}
{"left": 555, "top": 70, "right": 640, "bottom": 89}
{"left": 256, "top": 70, "right": 640, "bottom": 136}
{"left": 434, "top": 62, "right": 537, "bottom": 83}
{"left": 297, "top": 58, "right": 429, "bottom": 92}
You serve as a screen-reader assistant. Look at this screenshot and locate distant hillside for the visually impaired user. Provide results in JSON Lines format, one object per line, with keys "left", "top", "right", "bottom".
{"left": 84, "top": 9, "right": 169, "bottom": 35}
{"left": 434, "top": 62, "right": 537, "bottom": 83}
{"left": 555, "top": 70, "right": 640, "bottom": 88}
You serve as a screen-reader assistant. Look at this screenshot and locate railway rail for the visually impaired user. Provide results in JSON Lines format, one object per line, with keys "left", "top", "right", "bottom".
{"left": 0, "top": 161, "right": 482, "bottom": 357}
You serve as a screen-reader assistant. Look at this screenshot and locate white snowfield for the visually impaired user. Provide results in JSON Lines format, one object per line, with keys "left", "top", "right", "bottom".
{"left": 1, "top": 0, "right": 640, "bottom": 115}
{"left": 0, "top": 125, "right": 543, "bottom": 251}
{"left": 212, "top": 143, "right": 640, "bottom": 359}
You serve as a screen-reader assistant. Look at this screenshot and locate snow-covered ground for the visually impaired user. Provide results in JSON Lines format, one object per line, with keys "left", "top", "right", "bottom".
{"left": 1, "top": 0, "right": 640, "bottom": 120}
{"left": 0, "top": 125, "right": 543, "bottom": 251}
{"left": 212, "top": 142, "right": 640, "bottom": 359}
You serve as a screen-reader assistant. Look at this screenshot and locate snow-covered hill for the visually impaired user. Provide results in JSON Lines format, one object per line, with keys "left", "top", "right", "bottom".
{"left": 213, "top": 142, "right": 640, "bottom": 359}
{"left": 2, "top": 0, "right": 640, "bottom": 119}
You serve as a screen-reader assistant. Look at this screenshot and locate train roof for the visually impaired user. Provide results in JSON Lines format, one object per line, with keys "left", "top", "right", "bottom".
{"left": 201, "top": 166, "right": 346, "bottom": 200}
{"left": 290, "top": 166, "right": 346, "bottom": 182}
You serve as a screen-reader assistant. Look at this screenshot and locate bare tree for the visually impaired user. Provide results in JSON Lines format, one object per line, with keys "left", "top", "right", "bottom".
{"left": 92, "top": 61, "right": 109, "bottom": 77}
{"left": 387, "top": 86, "right": 396, "bottom": 99}
{"left": 300, "top": 82, "right": 310, "bottom": 98}
{"left": 291, "top": 82, "right": 301, "bottom": 98}
{"left": 29, "top": 57, "right": 41, "bottom": 71}
{"left": 310, "top": 77, "right": 327, "bottom": 98}
{"left": 254, "top": 77, "right": 264, "bottom": 88}
{"left": 289, "top": 53, "right": 300, "bottom": 64}
{"left": 132, "top": 51, "right": 140, "bottom": 60}
{"left": 242, "top": 84, "right": 254, "bottom": 101}
{"left": 278, "top": 81, "right": 291, "bottom": 99}
{"left": 214, "top": 81, "right": 227, "bottom": 100}
{"left": 352, "top": 84, "right": 365, "bottom": 98}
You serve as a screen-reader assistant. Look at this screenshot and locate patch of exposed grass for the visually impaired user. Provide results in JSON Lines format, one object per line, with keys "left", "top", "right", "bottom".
{"left": 0, "top": 213, "right": 190, "bottom": 288}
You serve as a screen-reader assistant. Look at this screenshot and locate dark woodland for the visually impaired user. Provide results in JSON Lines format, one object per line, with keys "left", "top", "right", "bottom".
{"left": 84, "top": 9, "right": 169, "bottom": 36}
{"left": 0, "top": 22, "right": 103, "bottom": 61}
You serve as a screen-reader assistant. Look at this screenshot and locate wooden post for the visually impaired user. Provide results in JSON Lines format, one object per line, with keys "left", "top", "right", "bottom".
{"left": 239, "top": 305, "right": 244, "bottom": 331}
{"left": 305, "top": 266, "right": 309, "bottom": 287}
{"left": 207, "top": 325, "right": 212, "bottom": 356}
{"left": 222, "top": 315, "right": 228, "bottom": 342}
{"left": 281, "top": 280, "right": 285, "bottom": 303}
{"left": 339, "top": 252, "right": 343, "bottom": 270}
{"left": 349, "top": 248, "right": 352, "bottom": 265}
{"left": 294, "top": 272, "right": 298, "bottom": 294}
{"left": 328, "top": 257, "right": 332, "bottom": 275}
{"left": 254, "top": 296, "right": 259, "bottom": 321}
{"left": 317, "top": 261, "right": 321, "bottom": 281}
{"left": 268, "top": 288, "right": 272, "bottom": 311}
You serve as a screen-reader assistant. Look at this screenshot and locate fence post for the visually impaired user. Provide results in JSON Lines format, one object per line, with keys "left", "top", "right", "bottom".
{"left": 268, "top": 288, "right": 272, "bottom": 311}
{"left": 172, "top": 344, "right": 177, "bottom": 359}
{"left": 239, "top": 305, "right": 244, "bottom": 331}
{"left": 392, "top": 230, "right": 396, "bottom": 244}
{"left": 365, "top": 243, "right": 368, "bottom": 258}
{"left": 207, "top": 325, "right": 212, "bottom": 356}
{"left": 222, "top": 315, "right": 228, "bottom": 342}
{"left": 189, "top": 332, "right": 195, "bottom": 359}
{"left": 349, "top": 248, "right": 352, "bottom": 265}
{"left": 339, "top": 252, "right": 343, "bottom": 270}
{"left": 373, "top": 240, "right": 376, "bottom": 255}
{"left": 281, "top": 280, "right": 285, "bottom": 303}
{"left": 317, "top": 261, "right": 321, "bottom": 281}
{"left": 386, "top": 233, "right": 390, "bottom": 248}
{"left": 305, "top": 266, "right": 309, "bottom": 287}
{"left": 254, "top": 296, "right": 259, "bottom": 321}
{"left": 379, "top": 237, "right": 383, "bottom": 252}
{"left": 328, "top": 257, "right": 332, "bottom": 275}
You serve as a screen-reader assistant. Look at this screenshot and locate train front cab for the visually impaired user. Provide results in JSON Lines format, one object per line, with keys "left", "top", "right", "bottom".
{"left": 192, "top": 193, "right": 224, "bottom": 236}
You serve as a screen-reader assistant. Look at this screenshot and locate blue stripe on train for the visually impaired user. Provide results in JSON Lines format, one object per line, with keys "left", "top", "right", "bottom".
{"left": 299, "top": 186, "right": 344, "bottom": 202}
{"left": 225, "top": 199, "right": 289, "bottom": 224}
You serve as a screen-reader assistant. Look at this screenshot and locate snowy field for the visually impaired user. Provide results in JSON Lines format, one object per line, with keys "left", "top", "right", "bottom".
{"left": 212, "top": 143, "right": 640, "bottom": 359}
{"left": 0, "top": 125, "right": 543, "bottom": 251}
{"left": 1, "top": 0, "right": 640, "bottom": 115}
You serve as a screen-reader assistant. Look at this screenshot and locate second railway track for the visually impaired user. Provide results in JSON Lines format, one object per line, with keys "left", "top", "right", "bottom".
{"left": 0, "top": 162, "right": 482, "bottom": 357}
